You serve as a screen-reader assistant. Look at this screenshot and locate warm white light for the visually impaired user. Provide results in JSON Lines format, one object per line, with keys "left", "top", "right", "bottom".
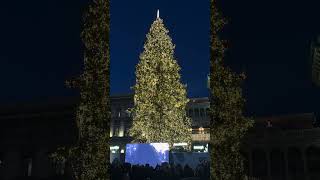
{"left": 204, "top": 144, "right": 208, "bottom": 152}
{"left": 194, "top": 146, "right": 204, "bottom": 150}
{"left": 119, "top": 130, "right": 124, "bottom": 137}
{"left": 110, "top": 146, "right": 119, "bottom": 150}
{"left": 173, "top": 143, "right": 188, "bottom": 146}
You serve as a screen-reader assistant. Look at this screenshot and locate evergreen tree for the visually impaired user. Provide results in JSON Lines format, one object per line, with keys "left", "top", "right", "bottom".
{"left": 129, "top": 14, "right": 192, "bottom": 148}
{"left": 210, "top": 0, "right": 253, "bottom": 179}
{"left": 50, "top": 0, "right": 110, "bottom": 179}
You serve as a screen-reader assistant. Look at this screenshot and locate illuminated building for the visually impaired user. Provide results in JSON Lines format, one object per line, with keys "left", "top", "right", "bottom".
{"left": 110, "top": 95, "right": 210, "bottom": 162}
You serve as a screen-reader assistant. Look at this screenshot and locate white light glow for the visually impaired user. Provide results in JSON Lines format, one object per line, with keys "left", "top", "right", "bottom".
{"left": 150, "top": 143, "right": 169, "bottom": 154}
{"left": 194, "top": 146, "right": 204, "bottom": 150}
{"left": 173, "top": 143, "right": 188, "bottom": 146}
{"left": 110, "top": 146, "right": 119, "bottom": 150}
{"left": 120, "top": 149, "right": 125, "bottom": 153}
{"left": 119, "top": 130, "right": 124, "bottom": 137}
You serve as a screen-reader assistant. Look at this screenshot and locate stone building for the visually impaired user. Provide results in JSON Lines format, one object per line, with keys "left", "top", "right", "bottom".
{"left": 243, "top": 113, "right": 320, "bottom": 180}
{"left": 0, "top": 99, "right": 77, "bottom": 179}
{"left": 0, "top": 96, "right": 319, "bottom": 180}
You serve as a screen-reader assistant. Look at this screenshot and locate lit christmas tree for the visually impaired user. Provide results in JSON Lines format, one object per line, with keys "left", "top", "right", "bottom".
{"left": 129, "top": 11, "right": 192, "bottom": 149}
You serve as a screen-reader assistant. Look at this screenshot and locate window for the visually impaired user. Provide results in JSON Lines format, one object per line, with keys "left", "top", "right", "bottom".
{"left": 200, "top": 108, "right": 205, "bottom": 117}
{"left": 114, "top": 127, "right": 119, "bottom": 137}
{"left": 111, "top": 108, "right": 116, "bottom": 118}
{"left": 205, "top": 108, "right": 210, "bottom": 116}
{"left": 120, "top": 108, "right": 127, "bottom": 117}
{"left": 23, "top": 157, "right": 32, "bottom": 176}
{"left": 194, "top": 108, "right": 199, "bottom": 117}
{"left": 117, "top": 108, "right": 121, "bottom": 118}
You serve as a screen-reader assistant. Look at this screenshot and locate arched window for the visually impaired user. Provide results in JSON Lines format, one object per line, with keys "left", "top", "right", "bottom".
{"left": 194, "top": 108, "right": 199, "bottom": 117}
{"left": 270, "top": 149, "right": 285, "bottom": 178}
{"left": 252, "top": 149, "right": 267, "bottom": 178}
{"left": 288, "top": 147, "right": 304, "bottom": 178}
{"left": 200, "top": 108, "right": 205, "bottom": 118}
{"left": 306, "top": 146, "right": 320, "bottom": 174}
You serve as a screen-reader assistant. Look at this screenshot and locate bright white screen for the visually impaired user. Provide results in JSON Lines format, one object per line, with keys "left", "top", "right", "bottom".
{"left": 125, "top": 143, "right": 169, "bottom": 167}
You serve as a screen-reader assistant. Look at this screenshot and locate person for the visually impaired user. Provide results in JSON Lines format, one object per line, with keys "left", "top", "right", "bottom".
{"left": 183, "top": 164, "right": 194, "bottom": 178}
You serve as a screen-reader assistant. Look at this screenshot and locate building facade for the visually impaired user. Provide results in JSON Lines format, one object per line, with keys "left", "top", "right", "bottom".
{"left": 243, "top": 113, "right": 320, "bottom": 180}
{"left": 0, "top": 97, "right": 319, "bottom": 179}
{"left": 0, "top": 99, "right": 78, "bottom": 179}
{"left": 110, "top": 95, "right": 320, "bottom": 180}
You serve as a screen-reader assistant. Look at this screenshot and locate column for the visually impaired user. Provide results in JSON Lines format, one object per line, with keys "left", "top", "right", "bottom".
{"left": 284, "top": 147, "right": 289, "bottom": 180}
{"left": 302, "top": 147, "right": 309, "bottom": 180}
{"left": 266, "top": 150, "right": 271, "bottom": 180}
{"left": 32, "top": 149, "right": 53, "bottom": 178}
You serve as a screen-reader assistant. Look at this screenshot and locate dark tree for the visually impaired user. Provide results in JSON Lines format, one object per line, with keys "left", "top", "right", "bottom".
{"left": 50, "top": 0, "right": 110, "bottom": 179}
{"left": 210, "top": 0, "right": 254, "bottom": 179}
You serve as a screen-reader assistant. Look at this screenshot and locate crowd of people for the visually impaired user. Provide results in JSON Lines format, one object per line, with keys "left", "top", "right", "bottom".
{"left": 111, "top": 159, "right": 210, "bottom": 180}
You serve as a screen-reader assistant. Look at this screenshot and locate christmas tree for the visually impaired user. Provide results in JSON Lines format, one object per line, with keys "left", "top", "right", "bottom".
{"left": 129, "top": 11, "right": 192, "bottom": 148}
{"left": 210, "top": 0, "right": 254, "bottom": 179}
{"left": 50, "top": 0, "right": 110, "bottom": 179}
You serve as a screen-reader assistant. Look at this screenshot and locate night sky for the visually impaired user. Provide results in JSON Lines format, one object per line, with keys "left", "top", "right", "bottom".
{"left": 219, "top": 0, "right": 320, "bottom": 116}
{"left": 0, "top": 1, "right": 319, "bottom": 117}
{"left": 0, "top": 0, "right": 87, "bottom": 104}
{"left": 110, "top": 0, "right": 210, "bottom": 98}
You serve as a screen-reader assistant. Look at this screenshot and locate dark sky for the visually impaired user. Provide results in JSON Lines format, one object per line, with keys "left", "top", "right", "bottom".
{"left": 219, "top": 0, "right": 320, "bottom": 116}
{"left": 110, "top": 0, "right": 210, "bottom": 98}
{"left": 0, "top": 0, "right": 87, "bottom": 103}
{"left": 0, "top": 1, "right": 319, "bottom": 117}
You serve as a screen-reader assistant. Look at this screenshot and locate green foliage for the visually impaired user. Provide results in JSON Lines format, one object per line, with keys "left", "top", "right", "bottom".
{"left": 50, "top": 0, "right": 110, "bottom": 179}
{"left": 210, "top": 0, "right": 254, "bottom": 179}
{"left": 129, "top": 17, "right": 192, "bottom": 148}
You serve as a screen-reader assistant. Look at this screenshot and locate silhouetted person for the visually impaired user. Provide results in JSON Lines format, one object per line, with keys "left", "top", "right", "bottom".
{"left": 183, "top": 164, "right": 194, "bottom": 177}
{"left": 122, "top": 172, "right": 130, "bottom": 180}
